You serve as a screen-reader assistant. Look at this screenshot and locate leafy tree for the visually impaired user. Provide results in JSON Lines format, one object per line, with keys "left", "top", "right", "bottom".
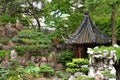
{"left": 0, "top": 0, "right": 48, "bottom": 29}
{"left": 22, "top": 0, "right": 46, "bottom": 30}
{"left": 43, "top": 0, "right": 84, "bottom": 40}
{"left": 84, "top": 0, "right": 120, "bottom": 45}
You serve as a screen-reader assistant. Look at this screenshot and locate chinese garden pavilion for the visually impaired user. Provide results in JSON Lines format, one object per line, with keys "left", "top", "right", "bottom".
{"left": 66, "top": 11, "right": 111, "bottom": 58}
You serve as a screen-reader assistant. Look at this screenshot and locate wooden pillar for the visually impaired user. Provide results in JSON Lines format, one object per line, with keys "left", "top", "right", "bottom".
{"left": 75, "top": 46, "right": 82, "bottom": 58}
{"left": 78, "top": 47, "right": 82, "bottom": 58}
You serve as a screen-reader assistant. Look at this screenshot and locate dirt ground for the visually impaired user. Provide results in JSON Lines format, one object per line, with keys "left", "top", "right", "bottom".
{"left": 34, "top": 77, "right": 61, "bottom": 80}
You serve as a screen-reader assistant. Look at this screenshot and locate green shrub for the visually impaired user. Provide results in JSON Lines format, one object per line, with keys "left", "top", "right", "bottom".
{"left": 0, "top": 65, "right": 8, "bottom": 80}
{"left": 14, "top": 45, "right": 50, "bottom": 54}
{"left": 55, "top": 71, "right": 63, "bottom": 78}
{"left": 39, "top": 64, "right": 54, "bottom": 77}
{"left": 75, "top": 75, "right": 95, "bottom": 80}
{"left": 66, "top": 62, "right": 77, "bottom": 68}
{"left": 0, "top": 50, "right": 11, "bottom": 59}
{"left": 0, "top": 60, "right": 29, "bottom": 80}
{"left": 94, "top": 16, "right": 111, "bottom": 37}
{"left": 25, "top": 66, "right": 40, "bottom": 77}
{"left": 0, "top": 14, "right": 16, "bottom": 25}
{"left": 12, "top": 29, "right": 52, "bottom": 55}
{"left": 12, "top": 37, "right": 22, "bottom": 43}
{"left": 0, "top": 60, "right": 40, "bottom": 80}
{"left": 72, "top": 58, "right": 89, "bottom": 65}
{"left": 102, "top": 70, "right": 116, "bottom": 78}
{"left": 0, "top": 37, "right": 10, "bottom": 44}
{"left": 59, "top": 50, "right": 74, "bottom": 65}
{"left": 66, "top": 68, "right": 80, "bottom": 74}
{"left": 66, "top": 58, "right": 89, "bottom": 74}
{"left": 61, "top": 76, "right": 69, "bottom": 80}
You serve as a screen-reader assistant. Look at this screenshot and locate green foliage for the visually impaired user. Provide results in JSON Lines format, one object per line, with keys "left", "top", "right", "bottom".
{"left": 66, "top": 62, "right": 77, "bottom": 68}
{"left": 12, "top": 37, "right": 23, "bottom": 43}
{"left": 16, "top": 14, "right": 30, "bottom": 26}
{"left": 13, "top": 45, "right": 51, "bottom": 56}
{"left": 66, "top": 68, "right": 80, "bottom": 74}
{"left": 44, "top": 0, "right": 84, "bottom": 40}
{"left": 93, "top": 16, "right": 120, "bottom": 40}
{"left": 0, "top": 65, "right": 8, "bottom": 80}
{"left": 61, "top": 76, "right": 69, "bottom": 80}
{"left": 0, "top": 60, "right": 42, "bottom": 80}
{"left": 75, "top": 75, "right": 95, "bottom": 80}
{"left": 58, "top": 50, "right": 74, "bottom": 65}
{"left": 25, "top": 66, "right": 40, "bottom": 77}
{"left": 102, "top": 70, "right": 116, "bottom": 78}
{"left": 94, "top": 16, "right": 111, "bottom": 37}
{"left": 0, "top": 37, "right": 10, "bottom": 44}
{"left": 39, "top": 64, "right": 54, "bottom": 77}
{"left": 17, "top": 29, "right": 51, "bottom": 44}
{"left": 0, "top": 50, "right": 10, "bottom": 59}
{"left": 72, "top": 58, "right": 89, "bottom": 65}
{"left": 84, "top": 0, "right": 120, "bottom": 42}
{"left": 49, "top": 30, "right": 64, "bottom": 40}
{"left": 12, "top": 29, "right": 52, "bottom": 55}
{"left": 0, "top": 14, "right": 16, "bottom": 25}
{"left": 116, "top": 17, "right": 120, "bottom": 40}
{"left": 0, "top": 60, "right": 29, "bottom": 80}
{"left": 66, "top": 58, "right": 89, "bottom": 74}
{"left": 55, "top": 71, "right": 63, "bottom": 78}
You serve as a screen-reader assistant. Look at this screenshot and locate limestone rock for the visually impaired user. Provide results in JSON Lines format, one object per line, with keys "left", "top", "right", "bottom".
{"left": 41, "top": 57, "right": 47, "bottom": 62}
{"left": 16, "top": 20, "right": 23, "bottom": 31}
{"left": 6, "top": 27, "right": 18, "bottom": 38}
{"left": 40, "top": 57, "right": 47, "bottom": 66}
{"left": 31, "top": 56, "right": 35, "bottom": 62}
{"left": 47, "top": 55, "right": 54, "bottom": 62}
{"left": 69, "top": 75, "right": 75, "bottom": 80}
{"left": 95, "top": 73, "right": 103, "bottom": 80}
{"left": 0, "top": 27, "right": 6, "bottom": 37}
{"left": 74, "top": 72, "right": 83, "bottom": 77}
{"left": 88, "top": 66, "right": 95, "bottom": 77}
{"left": 10, "top": 50, "right": 17, "bottom": 60}
{"left": 55, "top": 63, "right": 64, "bottom": 70}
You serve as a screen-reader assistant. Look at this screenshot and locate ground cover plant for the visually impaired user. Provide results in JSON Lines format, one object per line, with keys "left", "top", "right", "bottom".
{"left": 12, "top": 29, "right": 52, "bottom": 56}
{"left": 66, "top": 58, "right": 89, "bottom": 74}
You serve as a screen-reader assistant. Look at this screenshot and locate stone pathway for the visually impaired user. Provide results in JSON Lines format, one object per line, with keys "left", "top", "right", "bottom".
{"left": 34, "top": 77, "right": 61, "bottom": 80}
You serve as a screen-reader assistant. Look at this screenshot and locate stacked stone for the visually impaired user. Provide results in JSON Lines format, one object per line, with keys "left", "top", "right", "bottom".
{"left": 87, "top": 47, "right": 117, "bottom": 80}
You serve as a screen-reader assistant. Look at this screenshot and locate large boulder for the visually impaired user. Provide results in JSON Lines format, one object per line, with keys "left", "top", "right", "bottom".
{"left": 6, "top": 27, "right": 18, "bottom": 38}
{"left": 10, "top": 50, "right": 18, "bottom": 60}
{"left": 16, "top": 20, "right": 24, "bottom": 31}
{"left": 0, "top": 27, "right": 6, "bottom": 37}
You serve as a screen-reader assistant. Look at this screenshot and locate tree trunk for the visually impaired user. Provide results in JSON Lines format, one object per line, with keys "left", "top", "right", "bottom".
{"left": 33, "top": 13, "right": 41, "bottom": 30}
{"left": 27, "top": 0, "right": 41, "bottom": 30}
{"left": 111, "top": 5, "right": 117, "bottom": 45}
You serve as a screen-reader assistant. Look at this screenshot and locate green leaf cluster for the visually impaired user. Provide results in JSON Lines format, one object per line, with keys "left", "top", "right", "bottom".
{"left": 12, "top": 29, "right": 52, "bottom": 55}
{"left": 39, "top": 64, "right": 54, "bottom": 74}
{"left": 66, "top": 58, "right": 89, "bottom": 74}
{"left": 102, "top": 70, "right": 116, "bottom": 78}
{"left": 72, "top": 58, "right": 89, "bottom": 65}
{"left": 0, "top": 37, "right": 10, "bottom": 45}
{"left": 0, "top": 60, "right": 28, "bottom": 80}
{"left": 0, "top": 14, "right": 16, "bottom": 25}
{"left": 58, "top": 50, "right": 74, "bottom": 65}
{"left": 75, "top": 75, "right": 95, "bottom": 80}
{"left": 0, "top": 50, "right": 10, "bottom": 59}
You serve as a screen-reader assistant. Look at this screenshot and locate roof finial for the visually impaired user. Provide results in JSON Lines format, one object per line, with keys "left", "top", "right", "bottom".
{"left": 84, "top": 11, "right": 89, "bottom": 15}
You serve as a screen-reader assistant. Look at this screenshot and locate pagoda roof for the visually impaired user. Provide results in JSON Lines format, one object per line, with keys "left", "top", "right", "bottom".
{"left": 66, "top": 12, "right": 111, "bottom": 45}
